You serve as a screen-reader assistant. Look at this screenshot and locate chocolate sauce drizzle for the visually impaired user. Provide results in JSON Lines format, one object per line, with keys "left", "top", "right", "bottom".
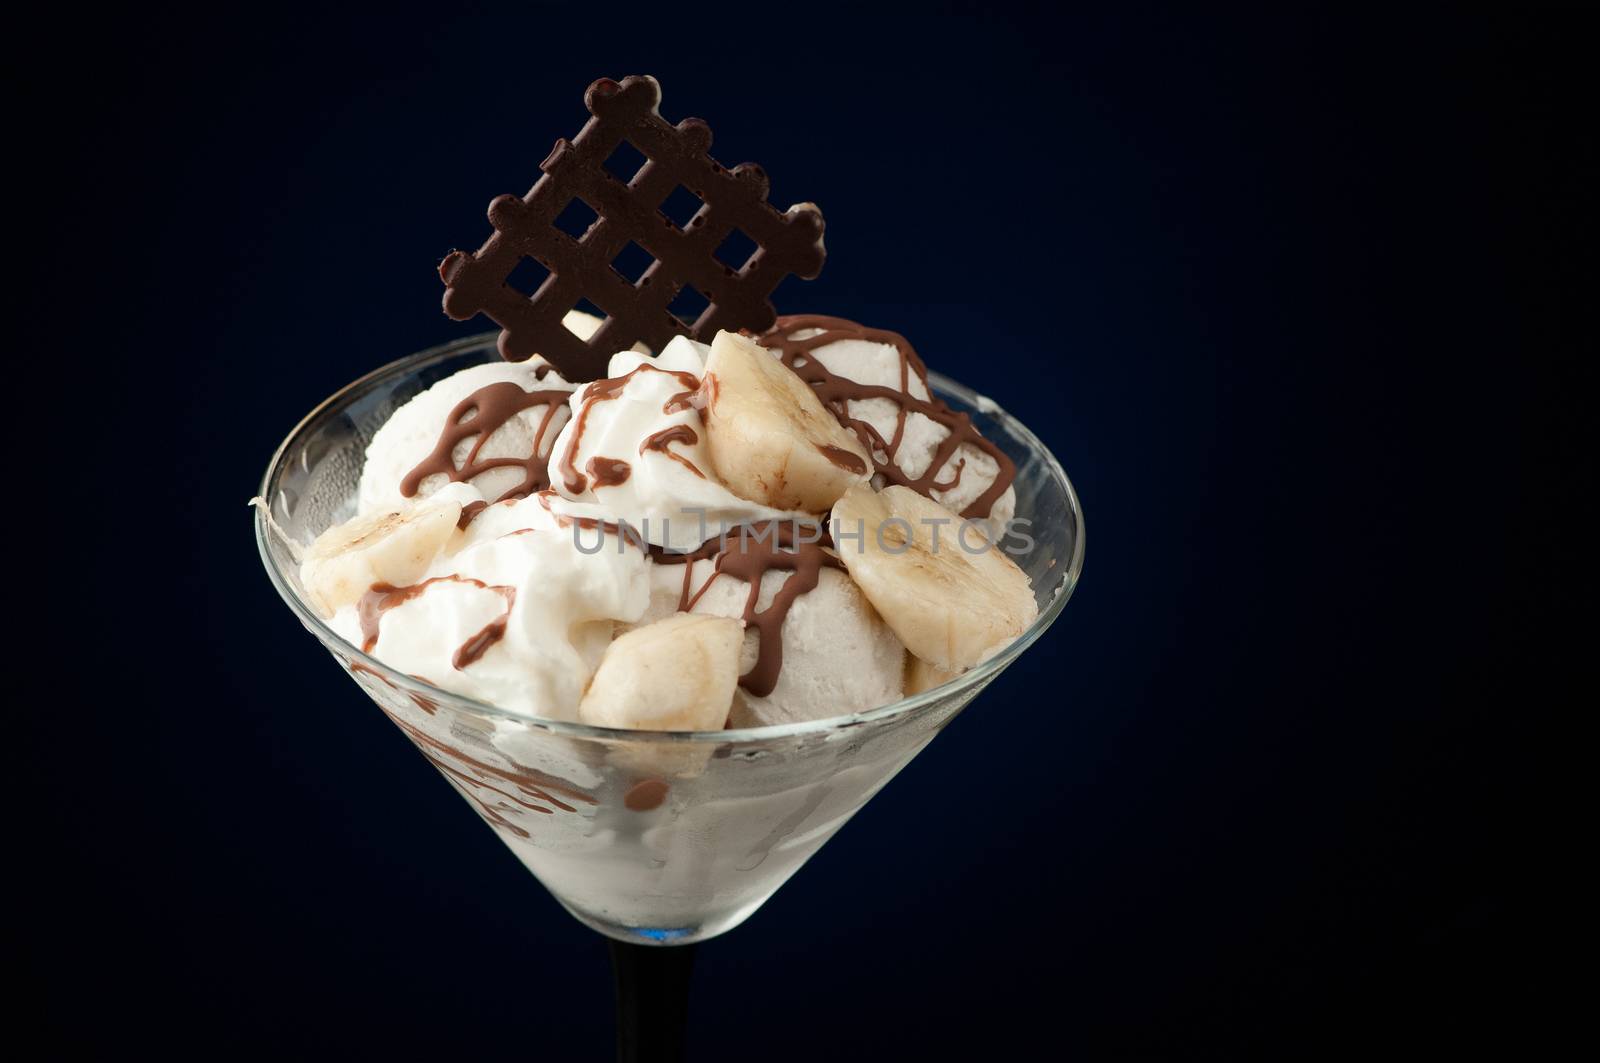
{"left": 402, "top": 381, "right": 572, "bottom": 514}
{"left": 358, "top": 576, "right": 517, "bottom": 670}
{"left": 817, "top": 443, "right": 869, "bottom": 474}
{"left": 758, "top": 315, "right": 1017, "bottom": 518}
{"left": 585, "top": 456, "right": 632, "bottom": 488}
{"left": 662, "top": 382, "right": 707, "bottom": 416}
{"left": 557, "top": 364, "right": 702, "bottom": 493}
{"left": 652, "top": 521, "right": 842, "bottom": 698}
{"left": 639, "top": 424, "right": 706, "bottom": 478}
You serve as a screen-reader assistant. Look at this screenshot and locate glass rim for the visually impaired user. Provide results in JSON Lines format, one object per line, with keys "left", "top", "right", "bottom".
{"left": 255, "top": 331, "right": 1086, "bottom": 745}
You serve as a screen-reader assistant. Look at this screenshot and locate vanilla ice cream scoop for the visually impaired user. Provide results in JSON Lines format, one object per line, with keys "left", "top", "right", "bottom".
{"left": 757, "top": 315, "right": 1017, "bottom": 531}
{"left": 638, "top": 537, "right": 905, "bottom": 728}
{"left": 356, "top": 309, "right": 631, "bottom": 515}
{"left": 358, "top": 359, "right": 574, "bottom": 516}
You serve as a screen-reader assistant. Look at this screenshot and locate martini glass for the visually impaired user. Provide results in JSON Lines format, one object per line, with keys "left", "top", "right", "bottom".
{"left": 255, "top": 333, "right": 1084, "bottom": 1059}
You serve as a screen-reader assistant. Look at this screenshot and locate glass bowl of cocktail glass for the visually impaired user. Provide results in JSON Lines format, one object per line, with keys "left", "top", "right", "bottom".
{"left": 255, "top": 331, "right": 1084, "bottom": 1060}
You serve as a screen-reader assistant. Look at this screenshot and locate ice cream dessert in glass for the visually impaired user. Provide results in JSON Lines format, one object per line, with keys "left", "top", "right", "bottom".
{"left": 255, "top": 75, "right": 1082, "bottom": 1061}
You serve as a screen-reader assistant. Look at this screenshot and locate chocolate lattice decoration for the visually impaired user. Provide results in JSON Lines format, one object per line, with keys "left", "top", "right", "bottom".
{"left": 440, "top": 75, "right": 827, "bottom": 381}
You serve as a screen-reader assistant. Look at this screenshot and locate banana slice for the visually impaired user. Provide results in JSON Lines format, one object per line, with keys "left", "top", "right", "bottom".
{"left": 702, "top": 329, "right": 872, "bottom": 512}
{"left": 578, "top": 613, "right": 743, "bottom": 731}
{"left": 561, "top": 308, "right": 650, "bottom": 353}
{"left": 905, "top": 653, "right": 962, "bottom": 695}
{"left": 831, "top": 484, "right": 1037, "bottom": 672}
{"left": 301, "top": 497, "right": 462, "bottom": 617}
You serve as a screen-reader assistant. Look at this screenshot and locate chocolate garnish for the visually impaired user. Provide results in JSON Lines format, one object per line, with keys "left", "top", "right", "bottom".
{"left": 401, "top": 380, "right": 571, "bottom": 507}
{"left": 358, "top": 576, "right": 516, "bottom": 670}
{"left": 758, "top": 315, "right": 1017, "bottom": 518}
{"left": 652, "top": 521, "right": 843, "bottom": 697}
{"left": 439, "top": 75, "right": 827, "bottom": 381}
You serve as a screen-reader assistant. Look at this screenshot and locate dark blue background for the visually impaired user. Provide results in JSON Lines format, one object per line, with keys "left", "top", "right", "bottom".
{"left": 27, "top": 6, "right": 1571, "bottom": 1057}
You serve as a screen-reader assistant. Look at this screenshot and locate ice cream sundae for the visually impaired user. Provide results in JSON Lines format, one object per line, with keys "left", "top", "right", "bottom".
{"left": 255, "top": 73, "right": 1081, "bottom": 951}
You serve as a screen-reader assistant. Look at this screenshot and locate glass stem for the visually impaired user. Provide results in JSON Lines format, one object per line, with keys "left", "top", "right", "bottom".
{"left": 609, "top": 940, "right": 697, "bottom": 1063}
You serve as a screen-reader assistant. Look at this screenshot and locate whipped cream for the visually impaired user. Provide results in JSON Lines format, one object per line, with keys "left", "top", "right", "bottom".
{"left": 542, "top": 337, "right": 812, "bottom": 550}
{"left": 328, "top": 485, "right": 649, "bottom": 720}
